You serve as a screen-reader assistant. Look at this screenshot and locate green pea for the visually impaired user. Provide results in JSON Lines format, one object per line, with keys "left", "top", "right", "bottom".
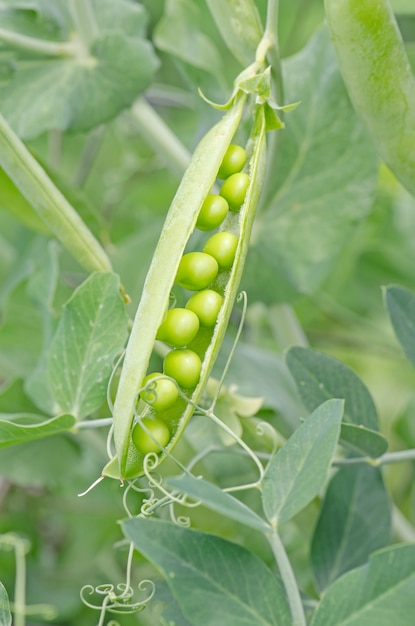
{"left": 196, "top": 195, "right": 229, "bottom": 231}
{"left": 219, "top": 172, "right": 250, "bottom": 212}
{"left": 185, "top": 289, "right": 224, "bottom": 327}
{"left": 203, "top": 232, "right": 238, "bottom": 270}
{"left": 163, "top": 348, "right": 202, "bottom": 389}
{"left": 175, "top": 252, "right": 219, "bottom": 291}
{"left": 217, "top": 144, "right": 247, "bottom": 179}
{"left": 139, "top": 372, "right": 179, "bottom": 411}
{"left": 157, "top": 308, "right": 200, "bottom": 347}
{"left": 132, "top": 417, "right": 170, "bottom": 454}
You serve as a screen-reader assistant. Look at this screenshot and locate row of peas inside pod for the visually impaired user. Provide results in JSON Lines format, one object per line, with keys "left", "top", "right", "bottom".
{"left": 131, "top": 145, "right": 249, "bottom": 456}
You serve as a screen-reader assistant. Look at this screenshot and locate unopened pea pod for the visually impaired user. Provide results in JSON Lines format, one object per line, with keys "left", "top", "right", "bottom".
{"left": 104, "top": 101, "right": 267, "bottom": 481}
{"left": 325, "top": 0, "right": 415, "bottom": 197}
{"left": 105, "top": 94, "right": 247, "bottom": 480}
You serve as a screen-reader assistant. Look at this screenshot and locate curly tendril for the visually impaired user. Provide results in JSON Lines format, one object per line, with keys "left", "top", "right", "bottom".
{"left": 80, "top": 579, "right": 155, "bottom": 616}
{"left": 210, "top": 290, "right": 248, "bottom": 411}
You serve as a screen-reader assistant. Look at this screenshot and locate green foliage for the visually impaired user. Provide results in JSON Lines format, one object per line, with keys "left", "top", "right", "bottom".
{"left": 310, "top": 544, "right": 415, "bottom": 625}
{"left": 0, "top": 0, "right": 159, "bottom": 138}
{"left": 262, "top": 399, "right": 343, "bottom": 526}
{"left": 286, "top": 346, "right": 379, "bottom": 430}
{"left": 242, "top": 26, "right": 378, "bottom": 301}
{"left": 123, "top": 517, "right": 292, "bottom": 626}
{"left": 48, "top": 272, "right": 128, "bottom": 419}
{"left": 385, "top": 284, "right": 415, "bottom": 367}
{"left": 1, "top": 0, "right": 415, "bottom": 624}
{"left": 0, "top": 583, "right": 11, "bottom": 626}
{"left": 311, "top": 465, "right": 392, "bottom": 592}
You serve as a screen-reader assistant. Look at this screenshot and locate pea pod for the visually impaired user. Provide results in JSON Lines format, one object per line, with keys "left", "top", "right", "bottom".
{"left": 105, "top": 99, "right": 267, "bottom": 480}
{"left": 325, "top": 0, "right": 415, "bottom": 197}
{"left": 0, "top": 113, "right": 113, "bottom": 275}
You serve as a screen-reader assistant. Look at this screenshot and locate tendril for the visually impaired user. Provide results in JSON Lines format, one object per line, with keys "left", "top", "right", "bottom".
{"left": 210, "top": 290, "right": 248, "bottom": 411}
{"left": 205, "top": 408, "right": 265, "bottom": 491}
{"left": 106, "top": 349, "right": 126, "bottom": 415}
{"left": 122, "top": 481, "right": 156, "bottom": 518}
{"left": 169, "top": 501, "right": 191, "bottom": 527}
{"left": 80, "top": 578, "right": 155, "bottom": 616}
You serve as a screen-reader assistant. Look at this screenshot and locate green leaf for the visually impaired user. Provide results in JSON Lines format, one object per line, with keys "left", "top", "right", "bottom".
{"left": 0, "top": 378, "right": 40, "bottom": 414}
{"left": 385, "top": 285, "right": 415, "bottom": 368}
{"left": 24, "top": 241, "right": 60, "bottom": 414}
{"left": 311, "top": 466, "right": 392, "bottom": 593}
{"left": 167, "top": 475, "right": 270, "bottom": 532}
{"left": 0, "top": 33, "right": 159, "bottom": 139}
{"left": 0, "top": 434, "right": 81, "bottom": 487}
{"left": 262, "top": 399, "right": 343, "bottom": 526}
{"left": 205, "top": 0, "right": 263, "bottom": 67}
{"left": 48, "top": 272, "right": 128, "bottom": 419}
{"left": 0, "top": 413, "right": 75, "bottom": 448}
{"left": 0, "top": 582, "right": 11, "bottom": 626}
{"left": 286, "top": 346, "right": 379, "bottom": 431}
{"left": 214, "top": 341, "right": 305, "bottom": 438}
{"left": 154, "top": 0, "right": 223, "bottom": 77}
{"left": 340, "top": 423, "right": 388, "bottom": 458}
{"left": 310, "top": 544, "right": 415, "bottom": 626}
{"left": 242, "top": 26, "right": 378, "bottom": 300}
{"left": 0, "top": 277, "right": 43, "bottom": 380}
{"left": 155, "top": 582, "right": 193, "bottom": 626}
{"left": 123, "top": 517, "right": 291, "bottom": 626}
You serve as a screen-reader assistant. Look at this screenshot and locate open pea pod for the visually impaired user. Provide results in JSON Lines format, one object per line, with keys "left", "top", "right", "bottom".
{"left": 104, "top": 98, "right": 267, "bottom": 480}
{"left": 325, "top": 0, "right": 415, "bottom": 197}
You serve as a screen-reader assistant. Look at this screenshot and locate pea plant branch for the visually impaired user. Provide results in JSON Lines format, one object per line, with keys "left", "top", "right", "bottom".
{"left": 131, "top": 97, "right": 191, "bottom": 176}
{"left": 267, "top": 529, "right": 307, "bottom": 626}
{"left": 0, "top": 27, "right": 78, "bottom": 57}
{"left": 68, "top": 0, "right": 99, "bottom": 50}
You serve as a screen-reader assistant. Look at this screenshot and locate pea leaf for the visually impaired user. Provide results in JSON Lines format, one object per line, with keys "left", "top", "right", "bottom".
{"left": 0, "top": 582, "right": 11, "bottom": 626}
{"left": 166, "top": 475, "right": 270, "bottom": 532}
{"left": 286, "top": 346, "right": 379, "bottom": 431}
{"left": 123, "top": 517, "right": 291, "bottom": 626}
{"left": 0, "top": 379, "right": 39, "bottom": 414}
{"left": 154, "top": 0, "right": 223, "bottom": 77}
{"left": 311, "top": 466, "right": 392, "bottom": 592}
{"left": 340, "top": 423, "right": 388, "bottom": 458}
{"left": 242, "top": 26, "right": 378, "bottom": 300}
{"left": 48, "top": 272, "right": 128, "bottom": 419}
{"left": 213, "top": 340, "right": 305, "bottom": 438}
{"left": 262, "top": 399, "right": 343, "bottom": 526}
{"left": 0, "top": 413, "right": 75, "bottom": 448}
{"left": 205, "top": 0, "right": 263, "bottom": 67}
{"left": 310, "top": 544, "right": 415, "bottom": 626}
{"left": 0, "top": 1, "right": 159, "bottom": 138}
{"left": 154, "top": 582, "right": 193, "bottom": 626}
{"left": 0, "top": 435, "right": 81, "bottom": 487}
{"left": 0, "top": 276, "right": 43, "bottom": 380}
{"left": 1, "top": 34, "right": 159, "bottom": 139}
{"left": 385, "top": 285, "right": 415, "bottom": 368}
{"left": 24, "top": 242, "right": 61, "bottom": 414}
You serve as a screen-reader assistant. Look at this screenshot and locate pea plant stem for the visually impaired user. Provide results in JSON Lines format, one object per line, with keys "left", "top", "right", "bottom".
{"left": 262, "top": 0, "right": 284, "bottom": 104}
{"left": 0, "top": 27, "right": 77, "bottom": 56}
{"left": 333, "top": 448, "right": 415, "bottom": 467}
{"left": 69, "top": 0, "right": 98, "bottom": 49}
{"left": 392, "top": 505, "right": 415, "bottom": 543}
{"left": 0, "top": 112, "right": 113, "bottom": 275}
{"left": 131, "top": 98, "right": 191, "bottom": 177}
{"left": 267, "top": 529, "right": 306, "bottom": 626}
{"left": 13, "top": 539, "right": 26, "bottom": 626}
{"left": 260, "top": 0, "right": 284, "bottom": 205}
